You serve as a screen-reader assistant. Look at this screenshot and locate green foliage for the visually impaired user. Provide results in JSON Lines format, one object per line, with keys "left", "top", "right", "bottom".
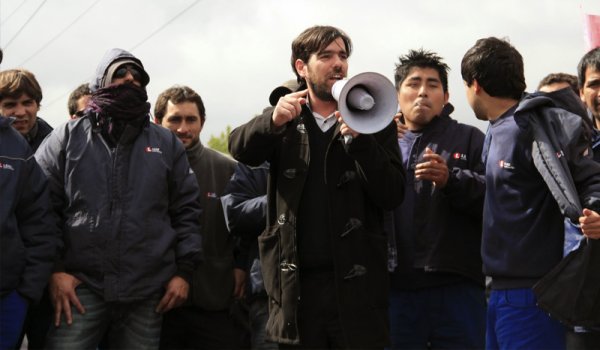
{"left": 207, "top": 125, "right": 231, "bottom": 155}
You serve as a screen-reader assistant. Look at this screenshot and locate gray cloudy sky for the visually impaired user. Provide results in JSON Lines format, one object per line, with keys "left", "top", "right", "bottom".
{"left": 1, "top": 0, "right": 598, "bottom": 140}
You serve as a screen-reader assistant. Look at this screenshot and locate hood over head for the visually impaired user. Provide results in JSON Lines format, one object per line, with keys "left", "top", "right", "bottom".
{"left": 90, "top": 48, "right": 150, "bottom": 92}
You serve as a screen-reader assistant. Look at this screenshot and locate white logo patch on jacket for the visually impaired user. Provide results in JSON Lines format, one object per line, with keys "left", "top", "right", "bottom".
{"left": 0, "top": 161, "right": 15, "bottom": 171}
{"left": 144, "top": 147, "right": 162, "bottom": 154}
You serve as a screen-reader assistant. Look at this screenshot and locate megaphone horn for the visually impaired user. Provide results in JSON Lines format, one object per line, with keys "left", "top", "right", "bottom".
{"left": 332, "top": 72, "right": 398, "bottom": 138}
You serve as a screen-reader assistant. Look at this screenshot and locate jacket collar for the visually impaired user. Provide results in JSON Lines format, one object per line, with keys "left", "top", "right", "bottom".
{"left": 185, "top": 139, "right": 204, "bottom": 162}
{"left": 411, "top": 102, "right": 454, "bottom": 134}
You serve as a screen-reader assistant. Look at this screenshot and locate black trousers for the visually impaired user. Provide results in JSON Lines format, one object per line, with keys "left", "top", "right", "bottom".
{"left": 280, "top": 272, "right": 347, "bottom": 350}
{"left": 17, "top": 288, "right": 52, "bottom": 349}
{"left": 566, "top": 328, "right": 600, "bottom": 350}
{"left": 160, "top": 305, "right": 242, "bottom": 349}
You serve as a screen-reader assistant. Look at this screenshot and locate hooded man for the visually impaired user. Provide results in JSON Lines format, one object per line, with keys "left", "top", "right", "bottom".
{"left": 35, "top": 48, "right": 202, "bottom": 350}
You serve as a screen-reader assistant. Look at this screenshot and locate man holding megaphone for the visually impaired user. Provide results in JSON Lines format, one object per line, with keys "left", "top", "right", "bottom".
{"left": 229, "top": 25, "right": 405, "bottom": 349}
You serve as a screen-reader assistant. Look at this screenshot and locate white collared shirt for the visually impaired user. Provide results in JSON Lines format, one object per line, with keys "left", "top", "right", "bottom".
{"left": 305, "top": 96, "right": 338, "bottom": 132}
{"left": 312, "top": 111, "right": 337, "bottom": 132}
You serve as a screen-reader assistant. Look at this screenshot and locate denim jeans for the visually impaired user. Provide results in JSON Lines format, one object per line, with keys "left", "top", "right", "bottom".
{"left": 486, "top": 288, "right": 565, "bottom": 350}
{"left": 0, "top": 290, "right": 29, "bottom": 350}
{"left": 388, "top": 281, "right": 486, "bottom": 349}
{"left": 46, "top": 286, "right": 162, "bottom": 350}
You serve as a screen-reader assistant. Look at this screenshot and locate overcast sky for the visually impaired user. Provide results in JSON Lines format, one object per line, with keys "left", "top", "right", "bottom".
{"left": 1, "top": 0, "right": 598, "bottom": 141}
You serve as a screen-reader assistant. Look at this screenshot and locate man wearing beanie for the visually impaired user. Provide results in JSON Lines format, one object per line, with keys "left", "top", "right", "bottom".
{"left": 35, "top": 48, "right": 202, "bottom": 350}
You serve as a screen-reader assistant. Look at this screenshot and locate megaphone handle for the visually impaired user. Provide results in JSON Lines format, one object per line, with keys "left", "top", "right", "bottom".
{"left": 343, "top": 134, "right": 353, "bottom": 145}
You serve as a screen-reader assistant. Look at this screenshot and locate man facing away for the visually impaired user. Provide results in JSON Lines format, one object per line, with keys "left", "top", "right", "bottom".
{"left": 35, "top": 48, "right": 202, "bottom": 350}
{"left": 228, "top": 25, "right": 405, "bottom": 349}
{"left": 388, "top": 49, "right": 486, "bottom": 349}
{"left": 461, "top": 37, "right": 600, "bottom": 349}
{"left": 154, "top": 85, "right": 245, "bottom": 349}
{"left": 0, "top": 69, "right": 53, "bottom": 151}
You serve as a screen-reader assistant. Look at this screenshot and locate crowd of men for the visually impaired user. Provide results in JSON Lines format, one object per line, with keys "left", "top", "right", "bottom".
{"left": 1, "top": 25, "right": 600, "bottom": 350}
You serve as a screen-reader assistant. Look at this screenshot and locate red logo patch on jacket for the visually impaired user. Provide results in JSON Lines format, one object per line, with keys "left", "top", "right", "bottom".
{"left": 453, "top": 152, "right": 467, "bottom": 161}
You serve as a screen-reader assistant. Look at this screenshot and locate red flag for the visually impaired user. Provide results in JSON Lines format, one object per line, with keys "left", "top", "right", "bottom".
{"left": 584, "top": 13, "right": 600, "bottom": 51}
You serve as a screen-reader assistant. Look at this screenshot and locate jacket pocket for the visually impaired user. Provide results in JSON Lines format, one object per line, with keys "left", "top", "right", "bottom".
{"left": 258, "top": 226, "right": 281, "bottom": 305}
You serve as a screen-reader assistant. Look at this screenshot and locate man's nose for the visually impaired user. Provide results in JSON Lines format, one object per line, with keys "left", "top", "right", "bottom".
{"left": 124, "top": 71, "right": 135, "bottom": 83}
{"left": 13, "top": 104, "right": 26, "bottom": 117}
{"left": 332, "top": 54, "right": 344, "bottom": 68}
{"left": 177, "top": 121, "right": 189, "bottom": 133}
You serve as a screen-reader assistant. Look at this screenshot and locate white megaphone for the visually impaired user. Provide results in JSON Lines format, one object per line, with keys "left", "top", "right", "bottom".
{"left": 332, "top": 72, "right": 398, "bottom": 143}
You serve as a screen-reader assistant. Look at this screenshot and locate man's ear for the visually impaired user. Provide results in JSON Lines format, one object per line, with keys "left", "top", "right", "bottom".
{"left": 472, "top": 79, "right": 482, "bottom": 94}
{"left": 295, "top": 59, "right": 307, "bottom": 79}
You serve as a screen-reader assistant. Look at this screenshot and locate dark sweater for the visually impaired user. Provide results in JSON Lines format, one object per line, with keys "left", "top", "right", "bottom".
{"left": 26, "top": 117, "right": 53, "bottom": 152}
{"left": 185, "top": 141, "right": 237, "bottom": 310}
{"left": 297, "top": 115, "right": 336, "bottom": 271}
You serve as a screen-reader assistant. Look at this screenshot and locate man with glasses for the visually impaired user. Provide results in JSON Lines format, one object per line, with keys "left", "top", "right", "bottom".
{"left": 36, "top": 48, "right": 202, "bottom": 350}
{"left": 67, "top": 83, "right": 91, "bottom": 119}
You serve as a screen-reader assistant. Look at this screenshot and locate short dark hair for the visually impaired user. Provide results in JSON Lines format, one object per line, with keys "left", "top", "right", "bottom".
{"left": 67, "top": 83, "right": 92, "bottom": 115}
{"left": 0, "top": 68, "right": 43, "bottom": 105}
{"left": 394, "top": 49, "right": 449, "bottom": 92}
{"left": 537, "top": 73, "right": 578, "bottom": 95}
{"left": 577, "top": 47, "right": 600, "bottom": 89}
{"left": 461, "top": 37, "right": 526, "bottom": 100}
{"left": 291, "top": 25, "right": 352, "bottom": 84}
{"left": 154, "top": 85, "right": 206, "bottom": 124}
